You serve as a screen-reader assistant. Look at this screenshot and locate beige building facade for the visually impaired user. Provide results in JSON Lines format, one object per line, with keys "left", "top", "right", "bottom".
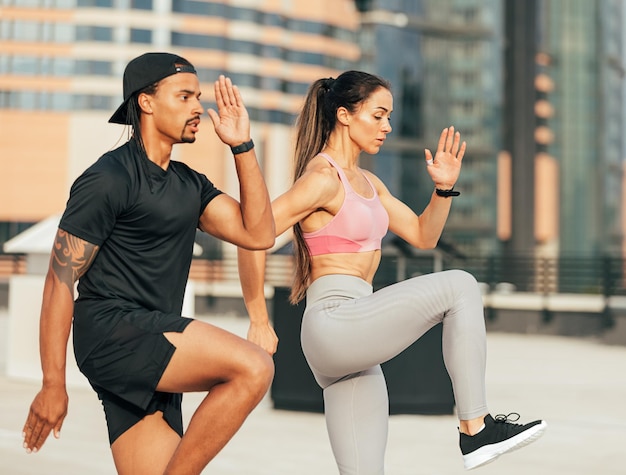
{"left": 0, "top": 0, "right": 360, "bottom": 239}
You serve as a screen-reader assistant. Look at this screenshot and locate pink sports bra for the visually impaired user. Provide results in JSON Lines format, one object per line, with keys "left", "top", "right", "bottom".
{"left": 302, "top": 153, "right": 389, "bottom": 256}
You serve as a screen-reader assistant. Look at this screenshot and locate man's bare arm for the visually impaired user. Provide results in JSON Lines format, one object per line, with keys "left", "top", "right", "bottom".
{"left": 50, "top": 229, "right": 98, "bottom": 290}
{"left": 23, "top": 229, "right": 98, "bottom": 453}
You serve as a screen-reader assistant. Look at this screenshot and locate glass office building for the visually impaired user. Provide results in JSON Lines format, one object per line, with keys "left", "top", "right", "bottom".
{"left": 537, "top": 0, "right": 625, "bottom": 257}
{"left": 357, "top": 0, "right": 503, "bottom": 255}
{"left": 358, "top": 0, "right": 626, "bottom": 262}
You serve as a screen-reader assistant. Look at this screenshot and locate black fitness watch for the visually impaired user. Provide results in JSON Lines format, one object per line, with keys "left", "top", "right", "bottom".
{"left": 230, "top": 139, "right": 255, "bottom": 155}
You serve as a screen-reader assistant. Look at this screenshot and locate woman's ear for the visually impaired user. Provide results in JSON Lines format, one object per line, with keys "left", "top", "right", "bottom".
{"left": 336, "top": 106, "right": 350, "bottom": 126}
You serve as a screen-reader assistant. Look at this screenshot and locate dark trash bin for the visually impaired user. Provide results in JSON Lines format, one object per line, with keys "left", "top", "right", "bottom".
{"left": 383, "top": 323, "right": 455, "bottom": 415}
{"left": 271, "top": 287, "right": 455, "bottom": 415}
{"left": 271, "top": 286, "right": 324, "bottom": 412}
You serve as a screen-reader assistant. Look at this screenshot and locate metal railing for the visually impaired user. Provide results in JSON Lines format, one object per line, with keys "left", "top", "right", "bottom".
{"left": 371, "top": 253, "right": 625, "bottom": 330}
{"left": 0, "top": 254, "right": 26, "bottom": 280}
{"left": 3, "top": 251, "right": 624, "bottom": 299}
{"left": 373, "top": 253, "right": 626, "bottom": 297}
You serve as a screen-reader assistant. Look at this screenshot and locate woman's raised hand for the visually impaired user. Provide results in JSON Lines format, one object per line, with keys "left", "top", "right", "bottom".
{"left": 424, "top": 126, "right": 466, "bottom": 190}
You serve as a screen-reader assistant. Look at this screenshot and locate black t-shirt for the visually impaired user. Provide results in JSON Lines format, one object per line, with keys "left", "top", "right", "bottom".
{"left": 60, "top": 139, "right": 222, "bottom": 318}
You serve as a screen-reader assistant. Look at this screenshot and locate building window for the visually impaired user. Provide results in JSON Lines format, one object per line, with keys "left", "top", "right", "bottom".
{"left": 171, "top": 32, "right": 224, "bottom": 49}
{"left": 0, "top": 91, "right": 10, "bottom": 108}
{"left": 10, "top": 0, "right": 39, "bottom": 6}
{"left": 130, "top": 0, "right": 152, "bottom": 10}
{"left": 194, "top": 67, "right": 221, "bottom": 83}
{"left": 285, "top": 50, "right": 324, "bottom": 67}
{"left": 227, "top": 72, "right": 257, "bottom": 88}
{"left": 228, "top": 7, "right": 262, "bottom": 23}
{"left": 228, "top": 39, "right": 260, "bottom": 55}
{"left": 49, "top": 92, "right": 72, "bottom": 110}
{"left": 77, "top": 0, "right": 114, "bottom": 7}
{"left": 73, "top": 94, "right": 113, "bottom": 110}
{"left": 130, "top": 28, "right": 152, "bottom": 44}
{"left": 259, "top": 76, "right": 281, "bottom": 91}
{"left": 40, "top": 22, "right": 56, "bottom": 42}
{"left": 52, "top": 57, "right": 73, "bottom": 76}
{"left": 21, "top": 91, "right": 39, "bottom": 109}
{"left": 76, "top": 25, "right": 113, "bottom": 42}
{"left": 287, "top": 18, "right": 323, "bottom": 35}
{"left": 172, "top": 0, "right": 224, "bottom": 16}
{"left": 0, "top": 90, "right": 116, "bottom": 111}
{"left": 260, "top": 44, "right": 282, "bottom": 59}
{"left": 40, "top": 57, "right": 54, "bottom": 75}
{"left": 12, "top": 56, "right": 38, "bottom": 75}
{"left": 12, "top": 21, "right": 40, "bottom": 41}
{"left": 0, "top": 20, "right": 12, "bottom": 40}
{"left": 53, "top": 23, "right": 74, "bottom": 42}
{"left": 75, "top": 59, "right": 113, "bottom": 75}
{"left": 262, "top": 13, "right": 284, "bottom": 27}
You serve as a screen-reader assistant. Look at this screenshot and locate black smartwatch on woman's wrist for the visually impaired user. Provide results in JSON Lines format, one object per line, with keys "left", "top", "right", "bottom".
{"left": 435, "top": 186, "right": 460, "bottom": 198}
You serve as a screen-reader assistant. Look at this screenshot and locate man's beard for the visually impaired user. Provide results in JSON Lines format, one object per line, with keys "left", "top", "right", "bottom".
{"left": 181, "top": 119, "right": 198, "bottom": 143}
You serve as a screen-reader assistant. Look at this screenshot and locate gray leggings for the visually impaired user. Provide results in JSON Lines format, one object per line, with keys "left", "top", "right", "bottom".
{"left": 301, "top": 271, "right": 488, "bottom": 475}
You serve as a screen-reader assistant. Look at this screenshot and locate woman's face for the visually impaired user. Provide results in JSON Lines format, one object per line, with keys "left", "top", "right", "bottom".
{"left": 346, "top": 87, "right": 393, "bottom": 155}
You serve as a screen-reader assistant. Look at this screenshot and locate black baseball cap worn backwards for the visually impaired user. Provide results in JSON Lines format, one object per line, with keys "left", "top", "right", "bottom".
{"left": 109, "top": 52, "right": 197, "bottom": 125}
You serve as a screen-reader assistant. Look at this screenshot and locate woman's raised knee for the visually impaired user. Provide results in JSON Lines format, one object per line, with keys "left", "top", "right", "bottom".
{"left": 447, "top": 269, "right": 482, "bottom": 298}
{"left": 446, "top": 269, "right": 479, "bottom": 288}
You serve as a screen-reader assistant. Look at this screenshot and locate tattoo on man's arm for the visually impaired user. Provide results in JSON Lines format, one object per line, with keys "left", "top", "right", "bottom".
{"left": 51, "top": 230, "right": 98, "bottom": 292}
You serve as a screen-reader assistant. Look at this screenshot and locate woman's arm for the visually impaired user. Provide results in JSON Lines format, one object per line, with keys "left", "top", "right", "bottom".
{"left": 237, "top": 247, "right": 278, "bottom": 354}
{"left": 237, "top": 162, "right": 340, "bottom": 352}
{"left": 375, "top": 127, "right": 466, "bottom": 249}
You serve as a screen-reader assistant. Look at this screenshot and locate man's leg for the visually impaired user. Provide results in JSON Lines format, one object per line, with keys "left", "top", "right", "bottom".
{"left": 111, "top": 411, "right": 180, "bottom": 475}
{"left": 110, "top": 319, "right": 274, "bottom": 475}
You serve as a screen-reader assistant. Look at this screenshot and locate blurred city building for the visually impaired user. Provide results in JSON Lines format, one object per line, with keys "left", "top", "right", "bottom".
{"left": 0, "top": 0, "right": 361, "bottom": 259}
{"left": 535, "top": 0, "right": 625, "bottom": 260}
{"left": 499, "top": 0, "right": 625, "bottom": 262}
{"left": 356, "top": 0, "right": 626, "bottom": 297}
{"left": 356, "top": 0, "right": 503, "bottom": 257}
{"left": 1, "top": 0, "right": 626, "bottom": 300}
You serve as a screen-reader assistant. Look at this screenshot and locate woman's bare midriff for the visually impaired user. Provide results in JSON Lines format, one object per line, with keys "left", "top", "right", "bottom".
{"left": 309, "top": 250, "right": 381, "bottom": 285}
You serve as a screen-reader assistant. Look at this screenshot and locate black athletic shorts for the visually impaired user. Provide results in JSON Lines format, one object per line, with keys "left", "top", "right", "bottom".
{"left": 73, "top": 308, "right": 194, "bottom": 444}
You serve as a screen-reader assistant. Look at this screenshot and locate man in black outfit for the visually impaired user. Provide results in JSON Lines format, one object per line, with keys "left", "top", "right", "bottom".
{"left": 22, "top": 52, "right": 278, "bottom": 475}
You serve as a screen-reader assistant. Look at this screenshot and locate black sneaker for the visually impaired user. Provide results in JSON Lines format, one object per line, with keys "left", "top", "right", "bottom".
{"left": 459, "top": 413, "right": 547, "bottom": 470}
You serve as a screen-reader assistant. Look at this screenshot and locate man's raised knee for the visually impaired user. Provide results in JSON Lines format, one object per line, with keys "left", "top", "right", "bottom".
{"left": 240, "top": 348, "right": 274, "bottom": 399}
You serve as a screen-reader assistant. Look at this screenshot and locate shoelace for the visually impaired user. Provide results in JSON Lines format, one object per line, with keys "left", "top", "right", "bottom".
{"left": 494, "top": 412, "right": 522, "bottom": 425}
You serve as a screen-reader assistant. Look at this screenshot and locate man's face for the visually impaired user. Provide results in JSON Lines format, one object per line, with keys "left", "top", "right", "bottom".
{"left": 147, "top": 72, "right": 204, "bottom": 144}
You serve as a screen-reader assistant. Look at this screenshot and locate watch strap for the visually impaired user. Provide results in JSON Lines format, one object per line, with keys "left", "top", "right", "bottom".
{"left": 230, "top": 139, "right": 254, "bottom": 155}
{"left": 435, "top": 187, "right": 460, "bottom": 198}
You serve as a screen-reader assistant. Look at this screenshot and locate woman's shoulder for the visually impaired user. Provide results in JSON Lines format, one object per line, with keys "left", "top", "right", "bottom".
{"left": 303, "top": 154, "right": 341, "bottom": 184}
{"left": 288, "top": 155, "right": 343, "bottom": 207}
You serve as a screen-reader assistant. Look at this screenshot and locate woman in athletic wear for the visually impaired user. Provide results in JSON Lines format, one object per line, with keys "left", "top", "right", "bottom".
{"left": 238, "top": 70, "right": 546, "bottom": 474}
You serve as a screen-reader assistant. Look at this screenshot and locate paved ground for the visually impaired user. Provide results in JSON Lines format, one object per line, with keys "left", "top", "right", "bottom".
{"left": 1, "top": 311, "right": 625, "bottom": 475}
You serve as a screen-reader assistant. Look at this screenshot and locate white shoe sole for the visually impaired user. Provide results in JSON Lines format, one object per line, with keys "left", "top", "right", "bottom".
{"left": 463, "top": 421, "right": 547, "bottom": 470}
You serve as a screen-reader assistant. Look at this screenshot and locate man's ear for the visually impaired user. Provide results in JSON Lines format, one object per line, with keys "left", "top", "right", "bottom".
{"left": 336, "top": 106, "right": 350, "bottom": 126}
{"left": 137, "top": 92, "right": 153, "bottom": 116}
